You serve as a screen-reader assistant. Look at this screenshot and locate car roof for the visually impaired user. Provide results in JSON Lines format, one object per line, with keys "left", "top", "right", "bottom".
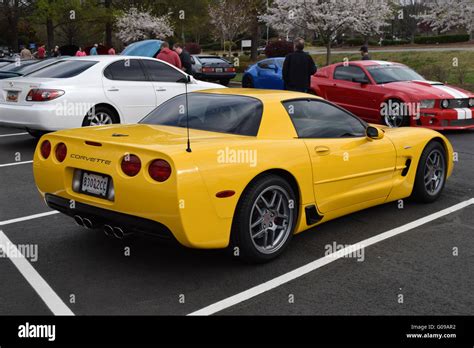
{"left": 342, "top": 60, "right": 405, "bottom": 68}
{"left": 195, "top": 88, "right": 320, "bottom": 102}
{"left": 55, "top": 55, "right": 164, "bottom": 63}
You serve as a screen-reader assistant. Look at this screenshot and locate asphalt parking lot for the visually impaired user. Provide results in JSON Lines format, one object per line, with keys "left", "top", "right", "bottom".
{"left": 0, "top": 126, "right": 473, "bottom": 316}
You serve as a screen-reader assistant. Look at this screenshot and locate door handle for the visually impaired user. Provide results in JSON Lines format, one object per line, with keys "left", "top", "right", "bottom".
{"left": 108, "top": 88, "right": 119, "bottom": 92}
{"left": 315, "top": 146, "right": 330, "bottom": 156}
{"left": 156, "top": 88, "right": 167, "bottom": 92}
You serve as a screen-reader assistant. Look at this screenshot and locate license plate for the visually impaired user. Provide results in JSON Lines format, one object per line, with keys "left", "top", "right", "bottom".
{"left": 6, "top": 91, "right": 18, "bottom": 102}
{"left": 80, "top": 171, "right": 109, "bottom": 198}
{"left": 215, "top": 68, "right": 223, "bottom": 73}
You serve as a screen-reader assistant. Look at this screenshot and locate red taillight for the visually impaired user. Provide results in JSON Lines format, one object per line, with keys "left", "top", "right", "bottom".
{"left": 148, "top": 159, "right": 172, "bottom": 182}
{"left": 121, "top": 154, "right": 141, "bottom": 177}
{"left": 55, "top": 143, "right": 67, "bottom": 162}
{"left": 26, "top": 89, "right": 64, "bottom": 102}
{"left": 40, "top": 140, "right": 51, "bottom": 159}
{"left": 202, "top": 67, "right": 214, "bottom": 73}
{"left": 225, "top": 67, "right": 236, "bottom": 72}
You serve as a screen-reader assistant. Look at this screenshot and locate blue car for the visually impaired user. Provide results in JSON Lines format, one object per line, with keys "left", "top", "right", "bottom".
{"left": 242, "top": 57, "right": 285, "bottom": 90}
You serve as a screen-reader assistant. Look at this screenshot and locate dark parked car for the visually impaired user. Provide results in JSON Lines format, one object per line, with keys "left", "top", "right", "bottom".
{"left": 0, "top": 58, "right": 65, "bottom": 80}
{"left": 191, "top": 55, "right": 236, "bottom": 86}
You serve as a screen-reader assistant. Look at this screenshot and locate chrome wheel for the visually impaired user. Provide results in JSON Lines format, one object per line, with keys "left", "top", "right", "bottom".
{"left": 249, "top": 185, "right": 294, "bottom": 255}
{"left": 424, "top": 149, "right": 446, "bottom": 196}
{"left": 384, "top": 112, "right": 404, "bottom": 128}
{"left": 89, "top": 112, "right": 113, "bottom": 126}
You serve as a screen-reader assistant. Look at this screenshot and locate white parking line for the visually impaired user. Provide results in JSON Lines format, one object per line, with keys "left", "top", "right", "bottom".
{"left": 0, "top": 230, "right": 74, "bottom": 315}
{"left": 188, "top": 198, "right": 474, "bottom": 316}
{"left": 0, "top": 211, "right": 60, "bottom": 226}
{"left": 0, "top": 132, "right": 28, "bottom": 138}
{"left": 0, "top": 160, "right": 33, "bottom": 168}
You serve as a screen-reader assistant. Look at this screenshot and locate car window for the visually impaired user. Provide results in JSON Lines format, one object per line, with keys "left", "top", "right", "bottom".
{"left": 258, "top": 59, "right": 274, "bottom": 69}
{"left": 0, "top": 60, "right": 38, "bottom": 72}
{"left": 140, "top": 93, "right": 263, "bottom": 136}
{"left": 282, "top": 99, "right": 367, "bottom": 138}
{"left": 367, "top": 65, "right": 425, "bottom": 84}
{"left": 141, "top": 59, "right": 186, "bottom": 83}
{"left": 12, "top": 59, "right": 58, "bottom": 75}
{"left": 26, "top": 60, "right": 97, "bottom": 78}
{"left": 103, "top": 59, "right": 147, "bottom": 81}
{"left": 334, "top": 65, "right": 368, "bottom": 82}
{"left": 198, "top": 57, "right": 230, "bottom": 65}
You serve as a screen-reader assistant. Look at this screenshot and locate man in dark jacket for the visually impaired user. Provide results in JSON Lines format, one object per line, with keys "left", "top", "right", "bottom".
{"left": 360, "top": 46, "right": 371, "bottom": 60}
{"left": 282, "top": 38, "right": 317, "bottom": 93}
{"left": 173, "top": 43, "right": 193, "bottom": 76}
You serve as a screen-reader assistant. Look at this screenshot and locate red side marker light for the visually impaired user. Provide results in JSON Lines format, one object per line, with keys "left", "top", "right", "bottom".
{"left": 216, "top": 190, "right": 235, "bottom": 198}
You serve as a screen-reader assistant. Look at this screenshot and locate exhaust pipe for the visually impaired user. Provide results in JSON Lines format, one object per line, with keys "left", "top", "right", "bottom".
{"left": 74, "top": 215, "right": 84, "bottom": 227}
{"left": 112, "top": 227, "right": 133, "bottom": 240}
{"left": 104, "top": 225, "right": 114, "bottom": 238}
{"left": 83, "top": 217, "right": 94, "bottom": 229}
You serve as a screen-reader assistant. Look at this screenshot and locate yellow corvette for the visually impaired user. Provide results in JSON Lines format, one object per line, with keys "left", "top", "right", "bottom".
{"left": 33, "top": 89, "right": 453, "bottom": 263}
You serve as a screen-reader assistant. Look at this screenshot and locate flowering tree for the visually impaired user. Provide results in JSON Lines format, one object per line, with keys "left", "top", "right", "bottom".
{"left": 116, "top": 7, "right": 174, "bottom": 44}
{"left": 260, "top": 0, "right": 392, "bottom": 65}
{"left": 353, "top": 0, "right": 394, "bottom": 45}
{"left": 416, "top": 0, "right": 474, "bottom": 40}
{"left": 208, "top": 0, "right": 251, "bottom": 57}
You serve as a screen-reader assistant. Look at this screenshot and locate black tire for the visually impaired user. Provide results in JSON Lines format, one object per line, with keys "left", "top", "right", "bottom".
{"left": 242, "top": 75, "right": 254, "bottom": 88}
{"left": 411, "top": 141, "right": 447, "bottom": 203}
{"left": 381, "top": 99, "right": 410, "bottom": 128}
{"left": 230, "top": 174, "right": 298, "bottom": 263}
{"left": 27, "top": 129, "right": 47, "bottom": 139}
{"left": 82, "top": 106, "right": 119, "bottom": 127}
{"left": 219, "top": 79, "right": 230, "bottom": 86}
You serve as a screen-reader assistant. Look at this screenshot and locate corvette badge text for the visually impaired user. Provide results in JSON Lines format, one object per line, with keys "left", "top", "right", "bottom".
{"left": 18, "top": 322, "right": 56, "bottom": 341}
{"left": 71, "top": 154, "right": 112, "bottom": 165}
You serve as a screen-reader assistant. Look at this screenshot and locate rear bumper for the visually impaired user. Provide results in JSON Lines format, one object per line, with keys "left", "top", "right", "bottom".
{"left": 0, "top": 102, "right": 82, "bottom": 131}
{"left": 45, "top": 194, "right": 176, "bottom": 240}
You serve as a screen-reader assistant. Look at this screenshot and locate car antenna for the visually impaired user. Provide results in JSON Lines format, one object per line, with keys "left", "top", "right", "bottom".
{"left": 185, "top": 74, "right": 192, "bottom": 153}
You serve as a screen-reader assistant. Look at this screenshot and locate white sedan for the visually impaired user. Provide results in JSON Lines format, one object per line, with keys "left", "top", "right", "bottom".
{"left": 0, "top": 56, "right": 224, "bottom": 137}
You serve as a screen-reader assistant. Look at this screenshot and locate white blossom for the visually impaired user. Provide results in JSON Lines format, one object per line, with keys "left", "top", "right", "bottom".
{"left": 116, "top": 7, "right": 174, "bottom": 44}
{"left": 259, "top": 0, "right": 393, "bottom": 63}
{"left": 415, "top": 0, "right": 474, "bottom": 39}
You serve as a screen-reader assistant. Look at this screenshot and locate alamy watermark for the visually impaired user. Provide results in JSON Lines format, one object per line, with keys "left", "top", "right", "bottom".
{"left": 217, "top": 147, "right": 258, "bottom": 168}
{"left": 0, "top": 241, "right": 38, "bottom": 262}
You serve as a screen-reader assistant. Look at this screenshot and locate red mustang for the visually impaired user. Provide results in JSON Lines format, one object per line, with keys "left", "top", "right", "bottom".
{"left": 311, "top": 60, "right": 474, "bottom": 130}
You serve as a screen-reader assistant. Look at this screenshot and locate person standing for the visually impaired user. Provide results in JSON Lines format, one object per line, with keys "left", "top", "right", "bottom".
{"left": 75, "top": 47, "right": 86, "bottom": 57}
{"left": 360, "top": 46, "right": 371, "bottom": 60}
{"left": 282, "top": 38, "right": 317, "bottom": 93}
{"left": 37, "top": 44, "right": 46, "bottom": 59}
{"left": 90, "top": 43, "right": 99, "bottom": 55}
{"left": 156, "top": 42, "right": 182, "bottom": 69}
{"left": 173, "top": 43, "right": 193, "bottom": 75}
{"left": 20, "top": 46, "right": 33, "bottom": 60}
{"left": 52, "top": 46, "right": 61, "bottom": 57}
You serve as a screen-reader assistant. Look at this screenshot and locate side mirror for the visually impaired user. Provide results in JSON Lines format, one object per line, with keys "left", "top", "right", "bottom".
{"left": 366, "top": 126, "right": 384, "bottom": 140}
{"left": 352, "top": 77, "right": 369, "bottom": 84}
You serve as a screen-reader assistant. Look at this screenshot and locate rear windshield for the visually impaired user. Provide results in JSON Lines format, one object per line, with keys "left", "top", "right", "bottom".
{"left": 26, "top": 60, "right": 97, "bottom": 78}
{"left": 0, "top": 60, "right": 38, "bottom": 72}
{"left": 198, "top": 57, "right": 230, "bottom": 65}
{"left": 140, "top": 93, "right": 263, "bottom": 136}
{"left": 0, "top": 59, "right": 59, "bottom": 75}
